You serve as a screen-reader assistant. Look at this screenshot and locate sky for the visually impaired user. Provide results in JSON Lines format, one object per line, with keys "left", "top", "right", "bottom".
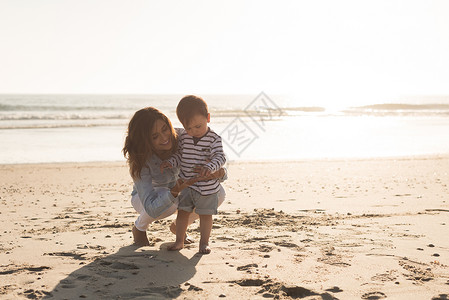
{"left": 1, "top": 0, "right": 449, "bottom": 106}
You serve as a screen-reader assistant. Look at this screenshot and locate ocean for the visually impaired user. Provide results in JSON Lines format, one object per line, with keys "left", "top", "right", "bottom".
{"left": 1, "top": 94, "right": 449, "bottom": 164}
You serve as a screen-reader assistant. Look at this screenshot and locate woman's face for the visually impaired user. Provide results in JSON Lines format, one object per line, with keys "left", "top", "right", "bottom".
{"left": 151, "top": 119, "right": 173, "bottom": 152}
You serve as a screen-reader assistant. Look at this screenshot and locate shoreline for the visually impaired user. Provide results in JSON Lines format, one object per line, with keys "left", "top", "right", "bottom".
{"left": 1, "top": 155, "right": 448, "bottom": 299}
{"left": 2, "top": 152, "right": 449, "bottom": 167}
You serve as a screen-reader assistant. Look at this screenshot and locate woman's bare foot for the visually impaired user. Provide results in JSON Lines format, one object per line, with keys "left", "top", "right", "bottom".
{"left": 199, "top": 243, "right": 211, "bottom": 254}
{"left": 168, "top": 241, "right": 184, "bottom": 251}
{"left": 132, "top": 225, "right": 150, "bottom": 247}
{"left": 169, "top": 222, "right": 194, "bottom": 244}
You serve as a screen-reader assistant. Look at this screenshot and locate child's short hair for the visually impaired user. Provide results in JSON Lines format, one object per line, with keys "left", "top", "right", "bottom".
{"left": 176, "top": 95, "right": 209, "bottom": 126}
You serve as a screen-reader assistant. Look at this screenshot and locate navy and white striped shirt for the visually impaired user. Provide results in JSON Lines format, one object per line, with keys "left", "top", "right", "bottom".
{"left": 168, "top": 128, "right": 226, "bottom": 196}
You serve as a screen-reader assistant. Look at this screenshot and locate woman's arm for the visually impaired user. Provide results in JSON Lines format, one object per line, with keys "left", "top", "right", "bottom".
{"left": 169, "top": 176, "right": 204, "bottom": 197}
{"left": 135, "top": 162, "right": 200, "bottom": 217}
{"left": 134, "top": 165, "right": 177, "bottom": 218}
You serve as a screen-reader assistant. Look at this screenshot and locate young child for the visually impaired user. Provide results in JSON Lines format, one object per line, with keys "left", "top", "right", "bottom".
{"left": 162, "top": 95, "right": 226, "bottom": 254}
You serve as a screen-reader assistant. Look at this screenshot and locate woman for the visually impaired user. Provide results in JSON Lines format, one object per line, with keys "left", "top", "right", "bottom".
{"left": 122, "top": 107, "right": 226, "bottom": 247}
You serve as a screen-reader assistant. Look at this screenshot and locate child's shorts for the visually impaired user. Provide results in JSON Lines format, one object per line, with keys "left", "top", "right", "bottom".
{"left": 178, "top": 188, "right": 218, "bottom": 215}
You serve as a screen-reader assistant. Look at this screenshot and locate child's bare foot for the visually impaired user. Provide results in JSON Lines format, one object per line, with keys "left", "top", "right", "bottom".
{"left": 169, "top": 222, "right": 194, "bottom": 244}
{"left": 132, "top": 225, "right": 150, "bottom": 247}
{"left": 199, "top": 243, "right": 211, "bottom": 254}
{"left": 168, "top": 241, "right": 184, "bottom": 251}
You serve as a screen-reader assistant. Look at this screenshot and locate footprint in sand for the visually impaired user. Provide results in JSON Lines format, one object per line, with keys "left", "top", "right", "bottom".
{"left": 232, "top": 278, "right": 266, "bottom": 286}
{"left": 22, "top": 289, "right": 52, "bottom": 298}
{"left": 0, "top": 265, "right": 51, "bottom": 275}
{"left": 273, "top": 241, "right": 299, "bottom": 248}
{"left": 60, "top": 279, "right": 77, "bottom": 289}
{"left": 325, "top": 286, "right": 343, "bottom": 293}
{"left": 236, "top": 263, "right": 258, "bottom": 272}
{"left": 259, "top": 244, "right": 274, "bottom": 253}
{"left": 44, "top": 251, "right": 86, "bottom": 260}
{"left": 431, "top": 294, "right": 448, "bottom": 300}
{"left": 132, "top": 286, "right": 183, "bottom": 298}
{"left": 99, "top": 260, "right": 139, "bottom": 270}
{"left": 282, "top": 285, "right": 319, "bottom": 298}
{"left": 361, "top": 291, "right": 387, "bottom": 299}
{"left": 75, "top": 274, "right": 92, "bottom": 281}
{"left": 232, "top": 278, "right": 329, "bottom": 299}
{"left": 0, "top": 285, "right": 17, "bottom": 295}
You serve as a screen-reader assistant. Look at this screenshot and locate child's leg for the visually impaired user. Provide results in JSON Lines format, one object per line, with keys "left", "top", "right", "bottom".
{"left": 171, "top": 187, "right": 224, "bottom": 243}
{"left": 168, "top": 210, "right": 191, "bottom": 251}
{"left": 199, "top": 214, "right": 212, "bottom": 254}
{"left": 169, "top": 211, "right": 200, "bottom": 244}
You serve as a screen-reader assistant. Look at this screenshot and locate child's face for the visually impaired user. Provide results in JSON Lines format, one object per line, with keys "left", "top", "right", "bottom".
{"left": 184, "top": 114, "right": 210, "bottom": 138}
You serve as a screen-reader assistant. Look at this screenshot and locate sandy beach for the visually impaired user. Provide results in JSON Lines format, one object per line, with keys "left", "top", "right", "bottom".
{"left": 1, "top": 156, "right": 448, "bottom": 299}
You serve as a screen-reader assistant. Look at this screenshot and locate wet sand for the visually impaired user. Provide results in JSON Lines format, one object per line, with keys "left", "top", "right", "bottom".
{"left": 0, "top": 156, "right": 448, "bottom": 299}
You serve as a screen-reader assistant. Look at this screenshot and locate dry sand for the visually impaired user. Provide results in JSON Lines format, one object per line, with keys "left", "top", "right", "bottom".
{"left": 0, "top": 156, "right": 448, "bottom": 299}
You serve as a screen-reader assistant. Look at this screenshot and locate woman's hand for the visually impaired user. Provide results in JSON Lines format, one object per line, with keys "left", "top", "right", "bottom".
{"left": 170, "top": 177, "right": 201, "bottom": 197}
{"left": 160, "top": 161, "right": 173, "bottom": 173}
{"left": 198, "top": 166, "right": 212, "bottom": 177}
{"left": 170, "top": 162, "right": 225, "bottom": 197}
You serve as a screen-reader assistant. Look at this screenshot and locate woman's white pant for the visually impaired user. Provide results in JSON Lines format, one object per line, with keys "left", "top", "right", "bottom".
{"left": 131, "top": 186, "right": 226, "bottom": 231}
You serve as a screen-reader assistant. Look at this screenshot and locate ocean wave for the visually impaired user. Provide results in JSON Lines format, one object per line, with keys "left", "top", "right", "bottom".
{"left": 0, "top": 106, "right": 327, "bottom": 121}
{"left": 0, "top": 113, "right": 133, "bottom": 121}
{"left": 355, "top": 103, "right": 449, "bottom": 110}
{"left": 0, "top": 120, "right": 128, "bottom": 130}
{"left": 343, "top": 103, "right": 449, "bottom": 116}
{"left": 285, "top": 106, "right": 326, "bottom": 112}
{"left": 211, "top": 106, "right": 326, "bottom": 117}
{"left": 1, "top": 101, "right": 448, "bottom": 130}
{"left": 0, "top": 103, "right": 138, "bottom": 112}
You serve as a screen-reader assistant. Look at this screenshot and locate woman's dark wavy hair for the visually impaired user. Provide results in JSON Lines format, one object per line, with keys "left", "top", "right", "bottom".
{"left": 122, "top": 107, "right": 178, "bottom": 179}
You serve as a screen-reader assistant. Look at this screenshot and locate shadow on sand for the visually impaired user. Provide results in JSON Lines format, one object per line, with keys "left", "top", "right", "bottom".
{"left": 44, "top": 244, "right": 202, "bottom": 299}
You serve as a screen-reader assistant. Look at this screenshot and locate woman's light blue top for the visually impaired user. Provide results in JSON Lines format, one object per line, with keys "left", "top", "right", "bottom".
{"left": 131, "top": 153, "right": 180, "bottom": 218}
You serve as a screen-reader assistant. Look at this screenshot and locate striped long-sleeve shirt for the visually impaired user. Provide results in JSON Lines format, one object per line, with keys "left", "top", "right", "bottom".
{"left": 168, "top": 128, "right": 226, "bottom": 196}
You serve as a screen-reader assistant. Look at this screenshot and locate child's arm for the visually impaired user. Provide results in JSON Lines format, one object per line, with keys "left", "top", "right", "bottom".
{"left": 160, "top": 138, "right": 183, "bottom": 173}
{"left": 160, "top": 153, "right": 181, "bottom": 173}
{"left": 202, "top": 135, "right": 226, "bottom": 175}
